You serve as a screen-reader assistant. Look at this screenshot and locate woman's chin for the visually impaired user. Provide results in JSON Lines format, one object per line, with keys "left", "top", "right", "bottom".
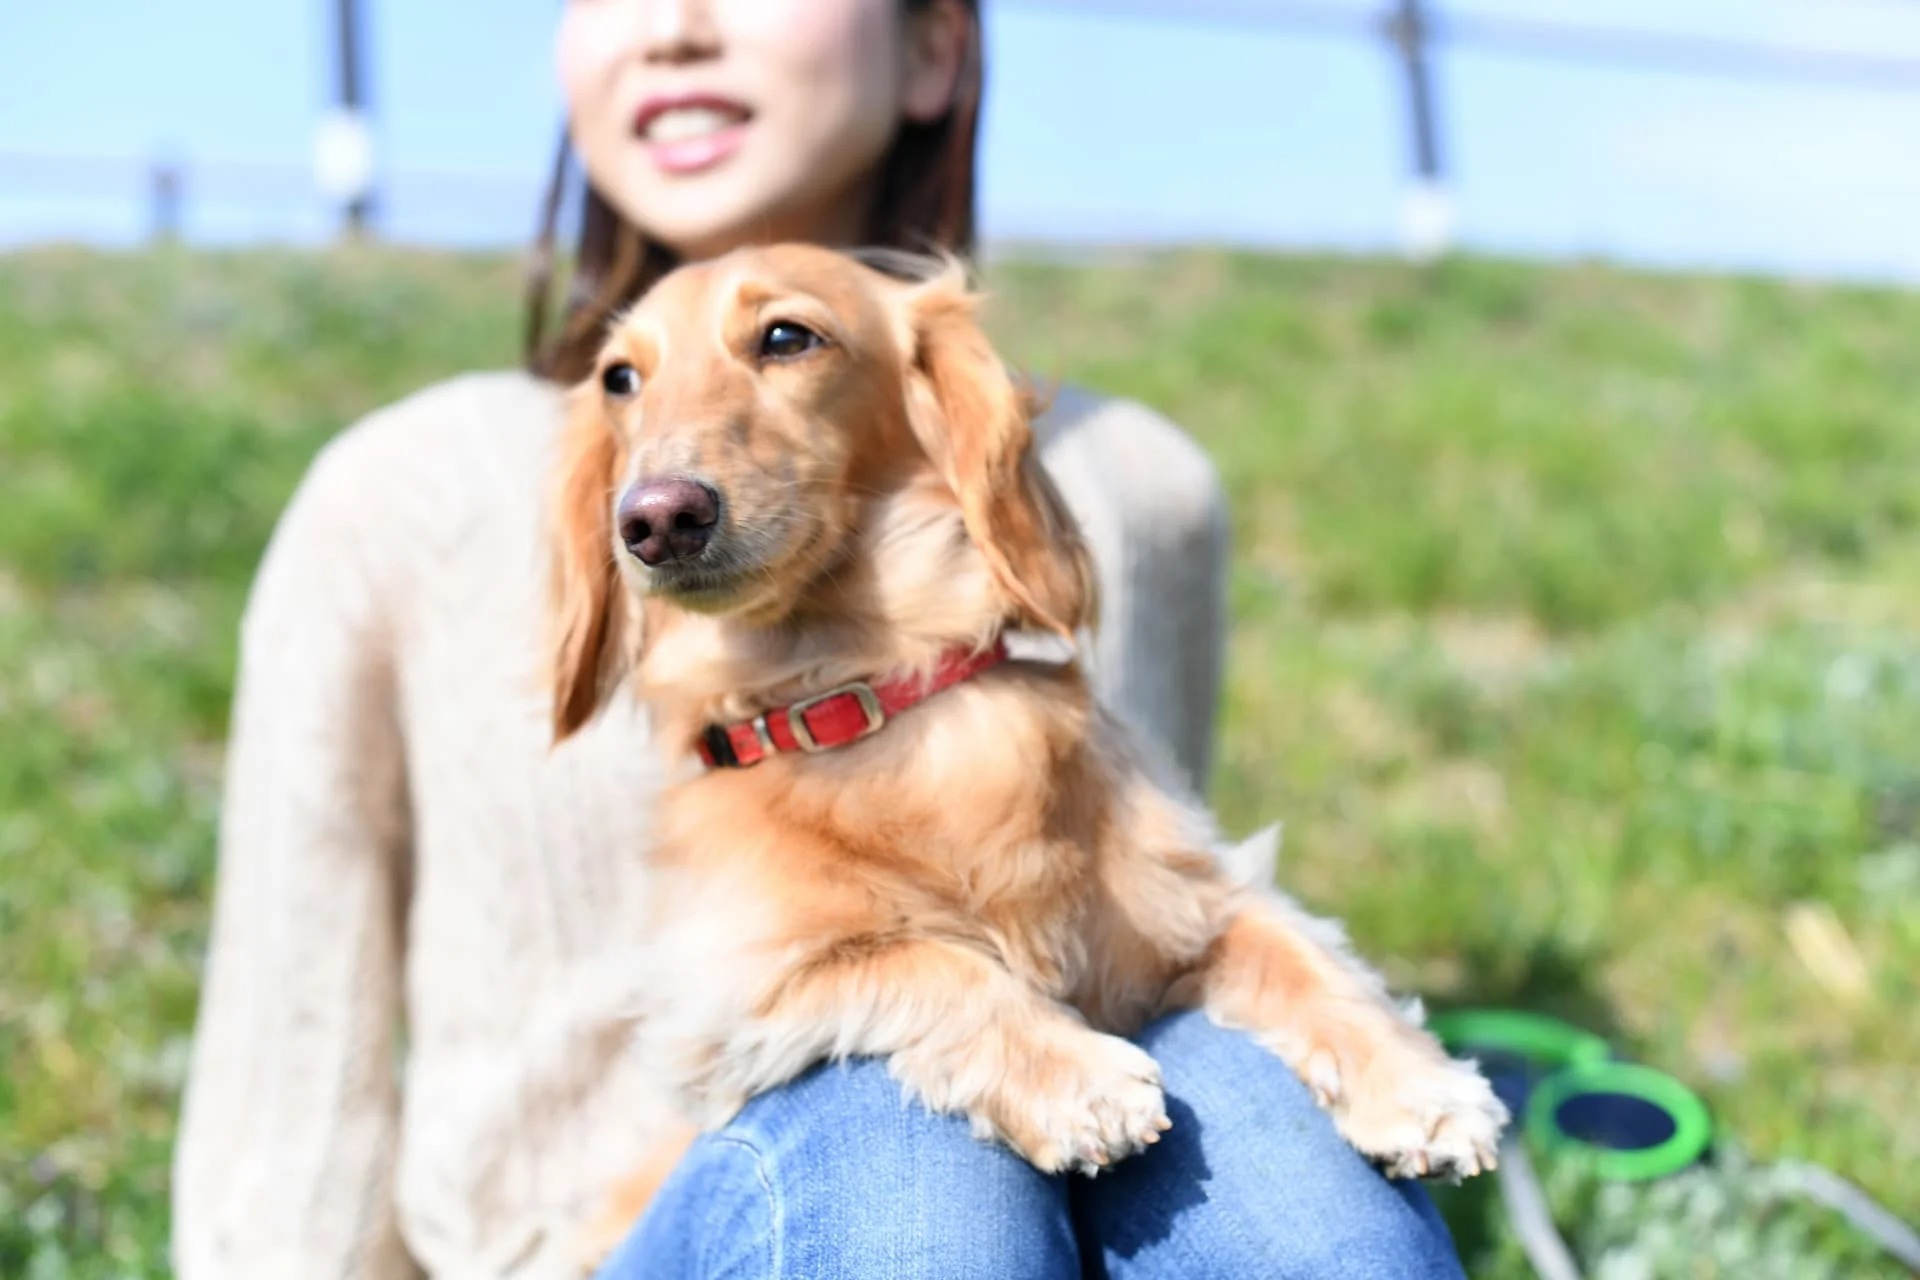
{"left": 614, "top": 179, "right": 780, "bottom": 261}
{"left": 610, "top": 164, "right": 853, "bottom": 264}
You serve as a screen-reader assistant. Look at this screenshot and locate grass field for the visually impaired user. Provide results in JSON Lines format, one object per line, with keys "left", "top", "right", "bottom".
{"left": 2, "top": 245, "right": 1916, "bottom": 1277}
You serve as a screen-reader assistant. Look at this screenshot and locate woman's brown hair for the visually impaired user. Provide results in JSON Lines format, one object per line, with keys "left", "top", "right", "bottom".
{"left": 524, "top": 0, "right": 984, "bottom": 384}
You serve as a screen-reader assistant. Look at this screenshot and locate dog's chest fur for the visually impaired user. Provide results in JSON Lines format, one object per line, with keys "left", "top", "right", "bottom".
{"left": 644, "top": 664, "right": 1137, "bottom": 997}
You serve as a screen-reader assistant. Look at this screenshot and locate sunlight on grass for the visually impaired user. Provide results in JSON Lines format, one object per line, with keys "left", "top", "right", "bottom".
{"left": 2, "top": 246, "right": 1915, "bottom": 1276}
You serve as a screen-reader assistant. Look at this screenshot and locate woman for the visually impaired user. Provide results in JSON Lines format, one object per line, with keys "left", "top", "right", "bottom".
{"left": 173, "top": 2, "right": 1468, "bottom": 1277}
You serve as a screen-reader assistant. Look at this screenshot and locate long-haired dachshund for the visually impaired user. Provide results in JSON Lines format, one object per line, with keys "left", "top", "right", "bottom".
{"left": 549, "top": 244, "right": 1505, "bottom": 1248}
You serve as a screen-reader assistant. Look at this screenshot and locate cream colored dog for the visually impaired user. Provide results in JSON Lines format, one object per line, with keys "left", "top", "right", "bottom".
{"left": 549, "top": 244, "right": 1507, "bottom": 1247}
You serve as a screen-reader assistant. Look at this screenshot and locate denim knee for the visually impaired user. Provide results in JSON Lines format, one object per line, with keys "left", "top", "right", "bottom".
{"left": 598, "top": 1134, "right": 776, "bottom": 1279}
{"left": 612, "top": 1057, "right": 1079, "bottom": 1280}
{"left": 1077, "top": 1010, "right": 1466, "bottom": 1280}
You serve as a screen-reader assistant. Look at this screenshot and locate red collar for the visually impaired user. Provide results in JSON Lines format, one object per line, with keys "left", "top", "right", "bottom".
{"left": 696, "top": 638, "right": 1011, "bottom": 770}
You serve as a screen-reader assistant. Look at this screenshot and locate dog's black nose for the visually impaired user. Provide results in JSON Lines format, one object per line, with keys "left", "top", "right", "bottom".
{"left": 618, "top": 477, "right": 719, "bottom": 566}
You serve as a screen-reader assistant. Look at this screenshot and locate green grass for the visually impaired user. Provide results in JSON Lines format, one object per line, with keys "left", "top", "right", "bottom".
{"left": 3, "top": 245, "right": 1917, "bottom": 1277}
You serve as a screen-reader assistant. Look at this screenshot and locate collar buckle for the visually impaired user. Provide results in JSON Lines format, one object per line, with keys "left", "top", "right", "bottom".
{"left": 787, "top": 681, "right": 885, "bottom": 752}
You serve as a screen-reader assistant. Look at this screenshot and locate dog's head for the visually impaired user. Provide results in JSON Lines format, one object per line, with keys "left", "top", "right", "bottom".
{"left": 549, "top": 243, "right": 1094, "bottom": 740}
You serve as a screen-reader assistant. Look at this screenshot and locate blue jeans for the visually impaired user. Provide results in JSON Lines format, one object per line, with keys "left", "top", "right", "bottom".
{"left": 597, "top": 1009, "right": 1465, "bottom": 1278}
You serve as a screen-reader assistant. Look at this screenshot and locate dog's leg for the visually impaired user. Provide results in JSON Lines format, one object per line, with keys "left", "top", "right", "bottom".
{"left": 725, "top": 934, "right": 1172, "bottom": 1175}
{"left": 1171, "top": 895, "right": 1507, "bottom": 1179}
{"left": 1080, "top": 730, "right": 1505, "bottom": 1181}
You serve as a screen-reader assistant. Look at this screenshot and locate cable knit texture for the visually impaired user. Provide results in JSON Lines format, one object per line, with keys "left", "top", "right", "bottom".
{"left": 172, "top": 370, "right": 1229, "bottom": 1280}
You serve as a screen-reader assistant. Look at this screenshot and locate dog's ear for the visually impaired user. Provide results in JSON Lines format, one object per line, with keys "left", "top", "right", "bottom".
{"left": 902, "top": 268, "right": 1097, "bottom": 638}
{"left": 548, "top": 384, "right": 631, "bottom": 742}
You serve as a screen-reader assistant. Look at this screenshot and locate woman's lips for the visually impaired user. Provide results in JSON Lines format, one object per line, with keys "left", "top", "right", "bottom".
{"left": 634, "top": 95, "right": 752, "bottom": 176}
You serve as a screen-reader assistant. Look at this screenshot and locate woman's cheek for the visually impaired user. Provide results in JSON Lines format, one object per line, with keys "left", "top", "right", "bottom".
{"left": 552, "top": 8, "right": 601, "bottom": 104}
{"left": 555, "top": 5, "right": 630, "bottom": 148}
{"left": 741, "top": 0, "right": 902, "bottom": 179}
{"left": 730, "top": 0, "right": 901, "bottom": 117}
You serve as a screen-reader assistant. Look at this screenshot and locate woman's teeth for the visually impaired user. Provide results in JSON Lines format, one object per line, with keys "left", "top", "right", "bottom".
{"left": 645, "top": 107, "right": 743, "bottom": 143}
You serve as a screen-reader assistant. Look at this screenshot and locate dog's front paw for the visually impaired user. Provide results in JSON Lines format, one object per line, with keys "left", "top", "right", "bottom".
{"left": 989, "top": 1030, "right": 1171, "bottom": 1176}
{"left": 1318, "top": 1046, "right": 1507, "bottom": 1181}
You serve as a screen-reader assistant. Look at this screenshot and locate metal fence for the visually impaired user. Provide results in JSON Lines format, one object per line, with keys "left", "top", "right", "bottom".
{"left": 6, "top": 0, "right": 1920, "bottom": 256}
{"left": 0, "top": 148, "right": 541, "bottom": 248}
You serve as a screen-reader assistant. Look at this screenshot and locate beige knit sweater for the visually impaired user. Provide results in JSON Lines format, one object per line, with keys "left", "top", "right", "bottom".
{"left": 171, "top": 370, "right": 1229, "bottom": 1280}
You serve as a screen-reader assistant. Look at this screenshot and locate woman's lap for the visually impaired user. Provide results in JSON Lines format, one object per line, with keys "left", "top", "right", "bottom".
{"left": 598, "top": 1010, "right": 1464, "bottom": 1280}
{"left": 602, "top": 1049, "right": 1077, "bottom": 1279}
{"left": 1075, "top": 1010, "right": 1462, "bottom": 1279}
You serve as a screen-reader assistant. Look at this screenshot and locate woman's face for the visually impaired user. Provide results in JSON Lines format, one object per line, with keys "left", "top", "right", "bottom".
{"left": 557, "top": 0, "right": 964, "bottom": 261}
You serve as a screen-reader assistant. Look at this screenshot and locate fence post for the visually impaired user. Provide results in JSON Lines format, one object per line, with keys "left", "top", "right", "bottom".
{"left": 333, "top": 0, "right": 374, "bottom": 237}
{"left": 150, "top": 161, "right": 183, "bottom": 244}
{"left": 1387, "top": 0, "right": 1453, "bottom": 261}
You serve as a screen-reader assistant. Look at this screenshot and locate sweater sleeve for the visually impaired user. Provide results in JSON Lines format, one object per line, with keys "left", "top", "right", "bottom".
{"left": 173, "top": 426, "right": 419, "bottom": 1280}
{"left": 1038, "top": 394, "right": 1230, "bottom": 794}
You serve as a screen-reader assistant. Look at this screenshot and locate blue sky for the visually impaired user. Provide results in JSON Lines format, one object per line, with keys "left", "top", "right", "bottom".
{"left": 5, "top": 0, "right": 1920, "bottom": 280}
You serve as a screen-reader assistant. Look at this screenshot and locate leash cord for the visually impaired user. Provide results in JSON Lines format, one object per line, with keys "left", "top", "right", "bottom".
{"left": 1497, "top": 1137, "right": 1584, "bottom": 1280}
{"left": 1493, "top": 1147, "right": 1920, "bottom": 1279}
{"left": 1770, "top": 1160, "right": 1920, "bottom": 1273}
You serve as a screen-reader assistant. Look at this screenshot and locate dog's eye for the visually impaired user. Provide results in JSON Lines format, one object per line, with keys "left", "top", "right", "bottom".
{"left": 602, "top": 362, "right": 641, "bottom": 397}
{"left": 759, "top": 321, "right": 825, "bottom": 361}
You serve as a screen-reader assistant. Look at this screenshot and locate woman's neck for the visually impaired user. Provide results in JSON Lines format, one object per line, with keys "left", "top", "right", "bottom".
{"left": 674, "top": 176, "right": 878, "bottom": 263}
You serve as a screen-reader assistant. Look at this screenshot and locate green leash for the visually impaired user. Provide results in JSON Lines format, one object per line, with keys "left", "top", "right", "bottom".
{"left": 1429, "top": 1008, "right": 1920, "bottom": 1277}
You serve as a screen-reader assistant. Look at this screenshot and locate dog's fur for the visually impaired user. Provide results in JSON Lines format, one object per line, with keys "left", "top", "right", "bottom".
{"left": 550, "top": 244, "right": 1506, "bottom": 1252}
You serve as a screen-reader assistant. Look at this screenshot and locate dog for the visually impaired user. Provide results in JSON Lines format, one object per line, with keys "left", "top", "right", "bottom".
{"left": 548, "top": 243, "right": 1506, "bottom": 1249}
